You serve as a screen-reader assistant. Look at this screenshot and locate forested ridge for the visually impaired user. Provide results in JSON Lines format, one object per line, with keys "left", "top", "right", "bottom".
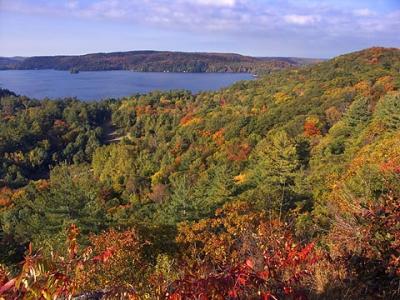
{"left": 0, "top": 51, "right": 321, "bottom": 74}
{"left": 0, "top": 47, "right": 400, "bottom": 299}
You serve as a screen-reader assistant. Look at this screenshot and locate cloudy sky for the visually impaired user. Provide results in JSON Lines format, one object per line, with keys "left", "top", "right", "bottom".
{"left": 0, "top": 0, "right": 399, "bottom": 58}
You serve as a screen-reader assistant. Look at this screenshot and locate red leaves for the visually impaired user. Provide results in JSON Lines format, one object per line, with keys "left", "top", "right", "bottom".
{"left": 237, "top": 275, "right": 247, "bottom": 285}
{"left": 245, "top": 258, "right": 255, "bottom": 269}
{"left": 303, "top": 120, "right": 320, "bottom": 137}
{"left": 169, "top": 221, "right": 318, "bottom": 299}
{"left": 0, "top": 278, "right": 16, "bottom": 296}
{"left": 226, "top": 143, "right": 252, "bottom": 161}
{"left": 364, "top": 47, "right": 385, "bottom": 65}
{"left": 135, "top": 105, "right": 155, "bottom": 116}
{"left": 228, "top": 289, "right": 238, "bottom": 297}
{"left": 375, "top": 75, "right": 395, "bottom": 92}
{"left": 283, "top": 286, "right": 293, "bottom": 295}
{"left": 0, "top": 187, "right": 13, "bottom": 207}
{"left": 258, "top": 270, "right": 269, "bottom": 280}
{"left": 53, "top": 119, "right": 68, "bottom": 128}
{"left": 298, "top": 242, "right": 315, "bottom": 261}
{"left": 4, "top": 226, "right": 143, "bottom": 299}
{"left": 359, "top": 194, "right": 400, "bottom": 275}
{"left": 212, "top": 128, "right": 225, "bottom": 146}
{"left": 5, "top": 217, "right": 319, "bottom": 299}
{"left": 93, "top": 247, "right": 114, "bottom": 263}
{"left": 168, "top": 292, "right": 182, "bottom": 300}
{"left": 380, "top": 160, "right": 400, "bottom": 174}
{"left": 67, "top": 224, "right": 79, "bottom": 260}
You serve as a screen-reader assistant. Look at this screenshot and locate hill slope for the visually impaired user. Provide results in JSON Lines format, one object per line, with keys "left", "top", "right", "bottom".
{"left": 0, "top": 50, "right": 321, "bottom": 74}
{"left": 0, "top": 47, "right": 399, "bottom": 299}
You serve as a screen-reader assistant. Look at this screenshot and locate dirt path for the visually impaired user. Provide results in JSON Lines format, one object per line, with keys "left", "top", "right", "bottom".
{"left": 101, "top": 121, "right": 129, "bottom": 144}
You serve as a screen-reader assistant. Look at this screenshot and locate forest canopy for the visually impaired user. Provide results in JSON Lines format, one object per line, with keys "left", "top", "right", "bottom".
{"left": 0, "top": 47, "right": 400, "bottom": 299}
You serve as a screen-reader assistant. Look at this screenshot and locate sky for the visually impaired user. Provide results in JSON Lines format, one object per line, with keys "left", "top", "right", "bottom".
{"left": 0, "top": 0, "right": 399, "bottom": 58}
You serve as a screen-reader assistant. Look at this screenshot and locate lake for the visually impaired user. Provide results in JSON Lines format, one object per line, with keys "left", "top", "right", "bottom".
{"left": 0, "top": 70, "right": 253, "bottom": 100}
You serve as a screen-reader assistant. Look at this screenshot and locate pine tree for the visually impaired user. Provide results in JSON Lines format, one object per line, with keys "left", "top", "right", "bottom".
{"left": 250, "top": 131, "right": 300, "bottom": 216}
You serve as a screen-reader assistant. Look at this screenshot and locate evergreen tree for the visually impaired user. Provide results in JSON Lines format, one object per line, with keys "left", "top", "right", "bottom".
{"left": 249, "top": 131, "right": 300, "bottom": 215}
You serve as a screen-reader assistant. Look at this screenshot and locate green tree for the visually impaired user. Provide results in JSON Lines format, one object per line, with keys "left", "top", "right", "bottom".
{"left": 1, "top": 165, "right": 109, "bottom": 254}
{"left": 249, "top": 130, "right": 301, "bottom": 215}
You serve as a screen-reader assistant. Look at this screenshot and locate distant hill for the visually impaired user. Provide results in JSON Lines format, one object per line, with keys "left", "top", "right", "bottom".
{"left": 257, "top": 56, "right": 325, "bottom": 65}
{"left": 0, "top": 57, "right": 26, "bottom": 69}
{"left": 0, "top": 50, "right": 322, "bottom": 74}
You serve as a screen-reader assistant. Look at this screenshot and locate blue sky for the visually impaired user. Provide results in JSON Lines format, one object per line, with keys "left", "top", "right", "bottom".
{"left": 0, "top": 0, "right": 399, "bottom": 58}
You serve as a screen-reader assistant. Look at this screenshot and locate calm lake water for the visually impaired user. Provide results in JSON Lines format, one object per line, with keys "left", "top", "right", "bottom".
{"left": 0, "top": 70, "right": 252, "bottom": 100}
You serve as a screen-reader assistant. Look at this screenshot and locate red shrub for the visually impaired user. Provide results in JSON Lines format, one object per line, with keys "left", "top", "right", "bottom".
{"left": 168, "top": 221, "right": 318, "bottom": 299}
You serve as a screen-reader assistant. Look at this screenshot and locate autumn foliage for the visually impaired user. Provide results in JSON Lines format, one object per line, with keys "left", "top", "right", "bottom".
{"left": 172, "top": 202, "right": 318, "bottom": 299}
{"left": 2, "top": 48, "right": 400, "bottom": 299}
{"left": 303, "top": 118, "right": 320, "bottom": 137}
{"left": 0, "top": 225, "right": 141, "bottom": 299}
{"left": 169, "top": 226, "right": 317, "bottom": 299}
{"left": 1, "top": 213, "right": 319, "bottom": 299}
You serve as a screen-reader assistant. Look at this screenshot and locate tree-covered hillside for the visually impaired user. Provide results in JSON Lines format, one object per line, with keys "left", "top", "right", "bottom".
{"left": 0, "top": 47, "right": 399, "bottom": 299}
{"left": 0, "top": 50, "right": 321, "bottom": 74}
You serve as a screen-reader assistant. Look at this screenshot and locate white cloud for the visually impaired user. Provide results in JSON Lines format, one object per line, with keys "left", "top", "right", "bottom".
{"left": 283, "top": 14, "right": 320, "bottom": 25}
{"left": 353, "top": 8, "right": 374, "bottom": 17}
{"left": 190, "top": 0, "right": 236, "bottom": 7}
{"left": 1, "top": 0, "right": 399, "bottom": 42}
{"left": 66, "top": 0, "right": 79, "bottom": 9}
